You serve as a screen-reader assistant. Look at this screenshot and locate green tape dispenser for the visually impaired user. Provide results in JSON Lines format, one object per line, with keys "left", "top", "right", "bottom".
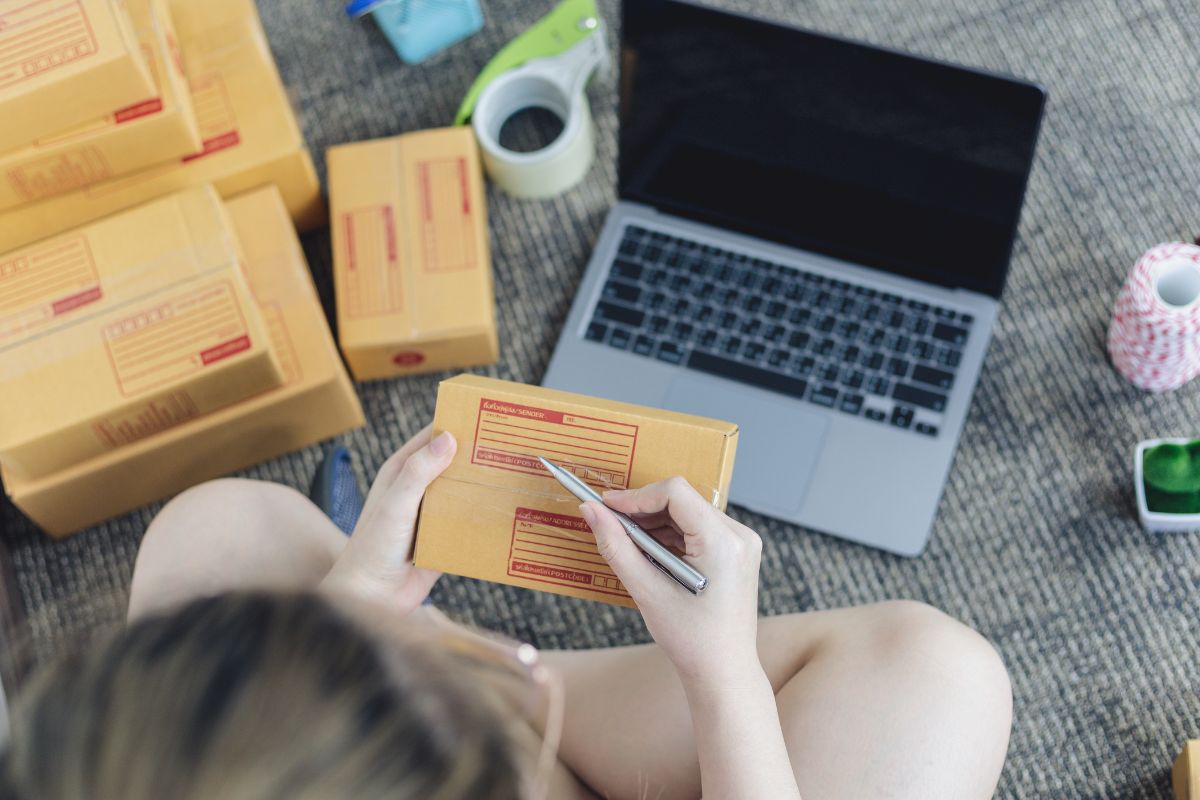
{"left": 454, "top": 0, "right": 608, "bottom": 198}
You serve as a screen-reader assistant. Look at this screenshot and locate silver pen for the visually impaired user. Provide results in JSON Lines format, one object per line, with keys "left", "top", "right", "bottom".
{"left": 537, "top": 456, "right": 708, "bottom": 594}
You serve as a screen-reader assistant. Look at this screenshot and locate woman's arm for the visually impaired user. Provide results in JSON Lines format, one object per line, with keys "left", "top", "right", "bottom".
{"left": 580, "top": 479, "right": 802, "bottom": 800}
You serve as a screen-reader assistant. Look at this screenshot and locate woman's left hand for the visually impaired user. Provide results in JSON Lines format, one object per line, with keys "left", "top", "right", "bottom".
{"left": 320, "top": 426, "right": 457, "bottom": 614}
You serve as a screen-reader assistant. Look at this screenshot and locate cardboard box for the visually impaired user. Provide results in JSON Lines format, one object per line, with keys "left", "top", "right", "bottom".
{"left": 2, "top": 186, "right": 364, "bottom": 537}
{"left": 1177, "top": 742, "right": 1200, "bottom": 800}
{"left": 328, "top": 127, "right": 497, "bottom": 380}
{"left": 413, "top": 375, "right": 738, "bottom": 607}
{"left": 0, "top": 0, "right": 202, "bottom": 211}
{"left": 0, "top": 186, "right": 282, "bottom": 480}
{"left": 0, "top": 0, "right": 323, "bottom": 253}
{"left": 0, "top": 0, "right": 154, "bottom": 152}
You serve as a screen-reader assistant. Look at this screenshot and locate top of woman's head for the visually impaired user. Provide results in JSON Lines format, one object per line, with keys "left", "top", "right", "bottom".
{"left": 0, "top": 592, "right": 526, "bottom": 800}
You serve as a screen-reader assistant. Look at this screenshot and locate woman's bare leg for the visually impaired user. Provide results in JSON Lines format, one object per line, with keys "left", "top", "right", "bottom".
{"left": 127, "top": 478, "right": 346, "bottom": 621}
{"left": 129, "top": 480, "right": 1011, "bottom": 799}
{"left": 544, "top": 601, "right": 1012, "bottom": 800}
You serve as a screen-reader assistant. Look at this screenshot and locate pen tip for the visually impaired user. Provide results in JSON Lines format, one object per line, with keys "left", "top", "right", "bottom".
{"left": 537, "top": 456, "right": 554, "bottom": 470}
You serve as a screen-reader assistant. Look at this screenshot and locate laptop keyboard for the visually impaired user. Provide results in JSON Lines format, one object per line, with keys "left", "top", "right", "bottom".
{"left": 584, "top": 226, "right": 976, "bottom": 437}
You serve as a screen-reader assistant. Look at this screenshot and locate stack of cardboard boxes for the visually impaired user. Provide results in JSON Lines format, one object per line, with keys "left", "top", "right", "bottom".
{"left": 0, "top": 0, "right": 360, "bottom": 536}
{"left": 0, "top": 0, "right": 324, "bottom": 253}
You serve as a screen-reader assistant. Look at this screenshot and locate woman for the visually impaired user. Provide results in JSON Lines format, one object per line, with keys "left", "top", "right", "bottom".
{"left": 0, "top": 428, "right": 1013, "bottom": 799}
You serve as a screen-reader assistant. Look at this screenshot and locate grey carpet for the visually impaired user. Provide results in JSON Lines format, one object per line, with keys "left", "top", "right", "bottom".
{"left": 2, "top": 0, "right": 1199, "bottom": 796}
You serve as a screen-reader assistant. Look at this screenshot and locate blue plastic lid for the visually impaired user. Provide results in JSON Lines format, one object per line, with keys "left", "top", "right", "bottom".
{"left": 345, "top": 0, "right": 387, "bottom": 18}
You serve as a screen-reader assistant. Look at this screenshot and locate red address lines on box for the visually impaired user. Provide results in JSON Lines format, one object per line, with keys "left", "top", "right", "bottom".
{"left": 471, "top": 398, "right": 639, "bottom": 488}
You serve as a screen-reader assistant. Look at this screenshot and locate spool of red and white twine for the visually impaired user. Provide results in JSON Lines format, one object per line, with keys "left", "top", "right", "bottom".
{"left": 1109, "top": 242, "right": 1200, "bottom": 392}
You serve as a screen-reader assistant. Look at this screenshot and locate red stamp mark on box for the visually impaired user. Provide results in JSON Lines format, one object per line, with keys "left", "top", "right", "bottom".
{"left": 0, "top": 235, "right": 100, "bottom": 341}
{"left": 103, "top": 279, "right": 253, "bottom": 396}
{"left": 92, "top": 389, "right": 200, "bottom": 448}
{"left": 7, "top": 146, "right": 112, "bottom": 200}
{"left": 417, "top": 157, "right": 476, "bottom": 273}
{"left": 471, "top": 398, "right": 638, "bottom": 488}
{"left": 0, "top": 0, "right": 99, "bottom": 88}
{"left": 507, "top": 507, "right": 629, "bottom": 598}
{"left": 340, "top": 205, "right": 402, "bottom": 319}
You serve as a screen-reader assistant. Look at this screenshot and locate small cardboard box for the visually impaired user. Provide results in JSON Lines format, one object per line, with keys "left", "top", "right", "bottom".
{"left": 0, "top": 0, "right": 154, "bottom": 152}
{"left": 328, "top": 127, "right": 497, "bottom": 380}
{"left": 1, "top": 185, "right": 365, "bottom": 537}
{"left": 0, "top": 0, "right": 202, "bottom": 211}
{"left": 413, "top": 375, "right": 738, "bottom": 607}
{"left": 1175, "top": 741, "right": 1200, "bottom": 800}
{"left": 0, "top": 0, "right": 322, "bottom": 253}
{"left": 0, "top": 186, "right": 282, "bottom": 480}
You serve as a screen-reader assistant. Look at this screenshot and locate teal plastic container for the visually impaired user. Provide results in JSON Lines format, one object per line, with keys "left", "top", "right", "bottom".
{"left": 345, "top": 0, "right": 484, "bottom": 64}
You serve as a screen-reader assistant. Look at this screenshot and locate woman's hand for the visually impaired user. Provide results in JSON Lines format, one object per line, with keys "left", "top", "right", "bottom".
{"left": 320, "top": 426, "right": 456, "bottom": 614}
{"left": 579, "top": 477, "right": 764, "bottom": 688}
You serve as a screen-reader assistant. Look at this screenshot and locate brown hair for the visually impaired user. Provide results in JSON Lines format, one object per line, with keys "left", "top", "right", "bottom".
{"left": 0, "top": 592, "right": 527, "bottom": 799}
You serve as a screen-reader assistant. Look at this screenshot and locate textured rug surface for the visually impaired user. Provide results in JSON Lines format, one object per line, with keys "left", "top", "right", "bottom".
{"left": 3, "top": 0, "right": 1200, "bottom": 796}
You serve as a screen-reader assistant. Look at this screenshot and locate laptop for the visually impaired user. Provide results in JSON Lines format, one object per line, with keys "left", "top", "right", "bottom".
{"left": 542, "top": 0, "right": 1046, "bottom": 555}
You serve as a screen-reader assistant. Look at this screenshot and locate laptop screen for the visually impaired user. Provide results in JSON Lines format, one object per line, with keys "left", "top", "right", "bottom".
{"left": 618, "top": 0, "right": 1046, "bottom": 299}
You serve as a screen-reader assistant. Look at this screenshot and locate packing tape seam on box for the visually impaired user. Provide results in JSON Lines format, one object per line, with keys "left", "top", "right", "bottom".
{"left": 0, "top": 258, "right": 310, "bottom": 377}
{"left": 431, "top": 471, "right": 729, "bottom": 508}
{"left": 0, "top": 244, "right": 260, "bottom": 368}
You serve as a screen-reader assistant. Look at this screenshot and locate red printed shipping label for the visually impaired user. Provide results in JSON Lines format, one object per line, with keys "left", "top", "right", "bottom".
{"left": 7, "top": 146, "right": 112, "bottom": 201}
{"left": 92, "top": 389, "right": 199, "bottom": 447}
{"left": 340, "top": 205, "right": 402, "bottom": 319}
{"left": 508, "top": 507, "right": 630, "bottom": 599}
{"left": 471, "top": 398, "right": 639, "bottom": 488}
{"left": 103, "top": 279, "right": 253, "bottom": 396}
{"left": 417, "top": 157, "right": 476, "bottom": 273}
{"left": 0, "top": 235, "right": 101, "bottom": 341}
{"left": 0, "top": 0, "right": 99, "bottom": 88}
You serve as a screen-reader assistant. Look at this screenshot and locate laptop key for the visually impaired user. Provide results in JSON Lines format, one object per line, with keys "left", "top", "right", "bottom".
{"left": 842, "top": 368, "right": 865, "bottom": 389}
{"left": 743, "top": 342, "right": 766, "bottom": 361}
{"left": 595, "top": 302, "right": 644, "bottom": 328}
{"left": 915, "top": 422, "right": 939, "bottom": 436}
{"left": 937, "top": 347, "right": 963, "bottom": 368}
{"left": 633, "top": 335, "right": 655, "bottom": 355}
{"left": 817, "top": 338, "right": 836, "bottom": 357}
{"left": 763, "top": 324, "right": 786, "bottom": 342}
{"left": 609, "top": 328, "right": 632, "bottom": 349}
{"left": 612, "top": 260, "right": 643, "bottom": 281}
{"left": 932, "top": 322, "right": 969, "bottom": 346}
{"left": 864, "top": 408, "right": 887, "bottom": 422}
{"left": 687, "top": 351, "right": 809, "bottom": 400}
{"left": 819, "top": 363, "right": 839, "bottom": 382}
{"left": 810, "top": 385, "right": 839, "bottom": 407}
{"left": 722, "top": 336, "right": 742, "bottom": 354}
{"left": 840, "top": 393, "right": 864, "bottom": 415}
{"left": 699, "top": 328, "right": 719, "bottom": 348}
{"left": 656, "top": 342, "right": 685, "bottom": 364}
{"left": 887, "top": 357, "right": 910, "bottom": 377}
{"left": 768, "top": 349, "right": 789, "bottom": 367}
{"left": 740, "top": 318, "right": 763, "bottom": 336}
{"left": 650, "top": 315, "right": 670, "bottom": 334}
{"left": 867, "top": 375, "right": 891, "bottom": 396}
{"left": 794, "top": 356, "right": 816, "bottom": 376}
{"left": 789, "top": 330, "right": 811, "bottom": 349}
{"left": 673, "top": 322, "right": 694, "bottom": 340}
{"left": 912, "top": 364, "right": 954, "bottom": 390}
{"left": 647, "top": 292, "right": 667, "bottom": 310}
{"left": 892, "top": 383, "right": 948, "bottom": 412}
{"left": 586, "top": 321, "right": 607, "bottom": 341}
{"left": 890, "top": 405, "right": 915, "bottom": 429}
{"left": 788, "top": 307, "right": 812, "bottom": 326}
{"left": 603, "top": 279, "right": 642, "bottom": 304}
{"left": 766, "top": 301, "right": 786, "bottom": 319}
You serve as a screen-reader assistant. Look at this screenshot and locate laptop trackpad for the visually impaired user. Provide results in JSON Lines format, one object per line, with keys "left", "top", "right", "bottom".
{"left": 662, "top": 376, "right": 828, "bottom": 515}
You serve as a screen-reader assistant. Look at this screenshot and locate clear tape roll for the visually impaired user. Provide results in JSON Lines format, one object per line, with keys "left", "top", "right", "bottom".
{"left": 1108, "top": 242, "right": 1200, "bottom": 392}
{"left": 470, "top": 27, "right": 607, "bottom": 199}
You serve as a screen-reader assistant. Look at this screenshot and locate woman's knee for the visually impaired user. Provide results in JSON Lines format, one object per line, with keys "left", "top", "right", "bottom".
{"left": 863, "top": 600, "right": 1012, "bottom": 719}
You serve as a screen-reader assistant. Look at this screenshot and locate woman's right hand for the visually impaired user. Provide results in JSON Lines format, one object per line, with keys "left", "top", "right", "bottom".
{"left": 579, "top": 477, "right": 764, "bottom": 688}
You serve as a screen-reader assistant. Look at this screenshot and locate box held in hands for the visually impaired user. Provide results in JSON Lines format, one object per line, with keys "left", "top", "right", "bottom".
{"left": 413, "top": 375, "right": 738, "bottom": 607}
